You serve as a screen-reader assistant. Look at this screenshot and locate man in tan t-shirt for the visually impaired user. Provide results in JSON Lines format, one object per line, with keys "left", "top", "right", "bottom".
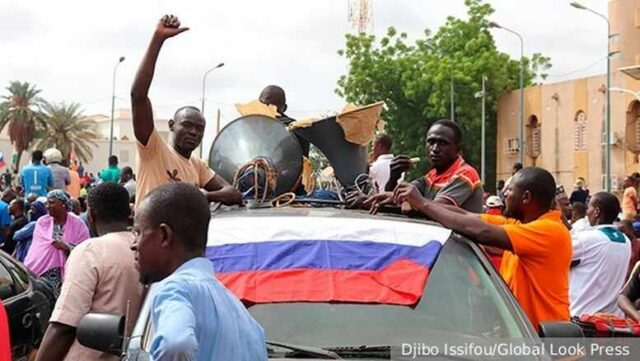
{"left": 36, "top": 183, "right": 144, "bottom": 361}
{"left": 131, "top": 14, "right": 242, "bottom": 208}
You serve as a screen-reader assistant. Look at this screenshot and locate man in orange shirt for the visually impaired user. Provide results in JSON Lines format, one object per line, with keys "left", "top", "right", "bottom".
{"left": 622, "top": 176, "right": 637, "bottom": 221}
{"left": 373, "top": 167, "right": 572, "bottom": 331}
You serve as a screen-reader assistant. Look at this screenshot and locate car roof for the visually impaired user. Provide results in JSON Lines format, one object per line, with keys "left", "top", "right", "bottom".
{"left": 212, "top": 205, "right": 443, "bottom": 227}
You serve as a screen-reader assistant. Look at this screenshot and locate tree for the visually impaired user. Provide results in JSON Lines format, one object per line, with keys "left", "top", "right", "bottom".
{"left": 0, "top": 81, "right": 45, "bottom": 172}
{"left": 37, "top": 102, "right": 99, "bottom": 163}
{"left": 336, "top": 0, "right": 552, "bottom": 190}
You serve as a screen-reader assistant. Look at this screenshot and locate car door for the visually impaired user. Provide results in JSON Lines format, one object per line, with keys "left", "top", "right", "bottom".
{"left": 0, "top": 256, "right": 33, "bottom": 360}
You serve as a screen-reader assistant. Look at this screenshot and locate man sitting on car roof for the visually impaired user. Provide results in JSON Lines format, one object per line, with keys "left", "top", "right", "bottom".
{"left": 370, "top": 167, "right": 572, "bottom": 331}
{"left": 363, "top": 119, "right": 483, "bottom": 213}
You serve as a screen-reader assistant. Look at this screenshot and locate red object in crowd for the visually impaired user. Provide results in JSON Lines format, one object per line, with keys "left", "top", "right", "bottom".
{"left": 575, "top": 314, "right": 640, "bottom": 337}
{"left": 0, "top": 300, "right": 11, "bottom": 361}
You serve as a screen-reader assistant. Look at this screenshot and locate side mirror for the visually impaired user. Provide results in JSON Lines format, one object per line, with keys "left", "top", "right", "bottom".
{"left": 538, "top": 321, "right": 584, "bottom": 338}
{"left": 77, "top": 313, "right": 125, "bottom": 356}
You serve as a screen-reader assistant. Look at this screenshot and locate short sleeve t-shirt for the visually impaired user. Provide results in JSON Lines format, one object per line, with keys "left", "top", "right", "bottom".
{"left": 99, "top": 166, "right": 121, "bottom": 183}
{"left": 135, "top": 129, "right": 216, "bottom": 208}
{"left": 369, "top": 154, "right": 394, "bottom": 193}
{"left": 50, "top": 232, "right": 144, "bottom": 361}
{"left": 49, "top": 163, "right": 70, "bottom": 190}
{"left": 570, "top": 225, "right": 630, "bottom": 317}
{"left": 21, "top": 163, "right": 53, "bottom": 197}
{"left": 481, "top": 211, "right": 572, "bottom": 330}
{"left": 412, "top": 156, "right": 483, "bottom": 212}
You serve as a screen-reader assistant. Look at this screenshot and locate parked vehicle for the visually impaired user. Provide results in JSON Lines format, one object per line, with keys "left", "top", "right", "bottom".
{"left": 0, "top": 250, "right": 55, "bottom": 360}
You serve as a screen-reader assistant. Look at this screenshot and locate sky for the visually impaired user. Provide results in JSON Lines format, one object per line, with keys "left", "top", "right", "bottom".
{"left": 0, "top": 0, "right": 610, "bottom": 151}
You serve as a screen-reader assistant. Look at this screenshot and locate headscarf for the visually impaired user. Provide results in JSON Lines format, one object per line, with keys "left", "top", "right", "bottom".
{"left": 47, "top": 189, "right": 72, "bottom": 211}
{"left": 30, "top": 200, "right": 47, "bottom": 222}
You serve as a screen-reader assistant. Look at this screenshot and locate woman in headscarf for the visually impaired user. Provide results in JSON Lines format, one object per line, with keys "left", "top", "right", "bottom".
{"left": 23, "top": 190, "right": 90, "bottom": 296}
{"left": 12, "top": 199, "right": 48, "bottom": 262}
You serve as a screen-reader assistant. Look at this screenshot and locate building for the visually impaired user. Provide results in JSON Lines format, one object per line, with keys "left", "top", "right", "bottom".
{"left": 496, "top": 0, "right": 640, "bottom": 193}
{"left": 0, "top": 108, "right": 170, "bottom": 177}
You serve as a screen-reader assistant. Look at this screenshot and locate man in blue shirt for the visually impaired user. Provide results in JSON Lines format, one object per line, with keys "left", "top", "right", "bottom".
{"left": 21, "top": 150, "right": 53, "bottom": 197}
{"left": 131, "top": 180, "right": 267, "bottom": 361}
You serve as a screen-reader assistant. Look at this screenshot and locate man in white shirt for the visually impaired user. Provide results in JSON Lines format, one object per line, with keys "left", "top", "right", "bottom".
{"left": 570, "top": 201, "right": 590, "bottom": 237}
{"left": 570, "top": 192, "right": 631, "bottom": 317}
{"left": 368, "top": 133, "right": 394, "bottom": 192}
{"left": 120, "top": 166, "right": 137, "bottom": 202}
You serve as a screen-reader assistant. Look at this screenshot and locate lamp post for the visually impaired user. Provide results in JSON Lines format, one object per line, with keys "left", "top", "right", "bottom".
{"left": 475, "top": 77, "right": 488, "bottom": 185}
{"left": 610, "top": 87, "right": 640, "bottom": 102}
{"left": 489, "top": 21, "right": 524, "bottom": 165}
{"left": 109, "top": 56, "right": 125, "bottom": 158}
{"left": 571, "top": 1, "right": 612, "bottom": 191}
{"left": 200, "top": 62, "right": 225, "bottom": 158}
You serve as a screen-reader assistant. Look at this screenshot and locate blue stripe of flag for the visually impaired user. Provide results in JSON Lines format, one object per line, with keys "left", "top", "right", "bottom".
{"left": 207, "top": 239, "right": 443, "bottom": 273}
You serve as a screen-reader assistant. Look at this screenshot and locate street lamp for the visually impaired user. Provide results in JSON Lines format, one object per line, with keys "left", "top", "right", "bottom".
{"left": 571, "top": 1, "right": 613, "bottom": 191}
{"left": 475, "top": 76, "right": 488, "bottom": 185}
{"left": 610, "top": 87, "right": 640, "bottom": 102}
{"left": 200, "top": 62, "right": 225, "bottom": 158}
{"left": 489, "top": 21, "right": 524, "bottom": 165}
{"left": 109, "top": 56, "right": 125, "bottom": 158}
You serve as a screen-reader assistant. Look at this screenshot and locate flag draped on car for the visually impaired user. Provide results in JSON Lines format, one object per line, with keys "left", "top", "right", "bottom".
{"left": 208, "top": 216, "right": 450, "bottom": 306}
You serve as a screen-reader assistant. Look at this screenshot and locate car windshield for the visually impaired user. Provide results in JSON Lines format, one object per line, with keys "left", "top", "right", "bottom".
{"left": 249, "top": 238, "right": 527, "bottom": 348}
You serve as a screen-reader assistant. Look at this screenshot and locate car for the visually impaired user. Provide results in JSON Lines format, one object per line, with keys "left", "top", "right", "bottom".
{"left": 0, "top": 250, "right": 55, "bottom": 360}
{"left": 76, "top": 206, "right": 581, "bottom": 360}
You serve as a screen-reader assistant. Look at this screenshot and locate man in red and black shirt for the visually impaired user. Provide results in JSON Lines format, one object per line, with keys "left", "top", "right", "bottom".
{"left": 369, "top": 119, "right": 483, "bottom": 213}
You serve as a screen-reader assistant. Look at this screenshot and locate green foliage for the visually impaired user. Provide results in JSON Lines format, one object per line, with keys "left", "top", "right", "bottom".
{"left": 336, "top": 0, "right": 552, "bottom": 189}
{"left": 1, "top": 82, "right": 101, "bottom": 167}
{"left": 38, "top": 102, "right": 99, "bottom": 163}
{"left": 0, "top": 81, "right": 45, "bottom": 171}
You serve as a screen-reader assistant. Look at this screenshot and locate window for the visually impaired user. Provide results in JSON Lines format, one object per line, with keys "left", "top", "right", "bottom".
{"left": 527, "top": 116, "right": 541, "bottom": 158}
{"left": 3, "top": 256, "right": 29, "bottom": 292}
{"left": 120, "top": 150, "right": 130, "bottom": 163}
{"left": 574, "top": 111, "right": 587, "bottom": 151}
{"left": 505, "top": 138, "right": 519, "bottom": 154}
{"left": 0, "top": 262, "right": 15, "bottom": 300}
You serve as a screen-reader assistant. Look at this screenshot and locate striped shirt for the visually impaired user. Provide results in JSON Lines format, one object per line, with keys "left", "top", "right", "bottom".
{"left": 412, "top": 156, "right": 483, "bottom": 213}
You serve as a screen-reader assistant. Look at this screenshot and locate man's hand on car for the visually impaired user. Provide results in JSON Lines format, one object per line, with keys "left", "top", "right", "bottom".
{"left": 364, "top": 192, "right": 395, "bottom": 215}
{"left": 345, "top": 190, "right": 368, "bottom": 209}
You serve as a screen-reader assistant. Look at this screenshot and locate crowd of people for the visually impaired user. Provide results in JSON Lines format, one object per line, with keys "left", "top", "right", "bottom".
{"left": 2, "top": 13, "right": 640, "bottom": 361}
{"left": 353, "top": 119, "right": 640, "bottom": 331}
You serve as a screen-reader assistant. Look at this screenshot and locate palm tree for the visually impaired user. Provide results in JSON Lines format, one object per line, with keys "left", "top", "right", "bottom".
{"left": 37, "top": 102, "right": 99, "bottom": 163}
{"left": 0, "top": 81, "right": 45, "bottom": 171}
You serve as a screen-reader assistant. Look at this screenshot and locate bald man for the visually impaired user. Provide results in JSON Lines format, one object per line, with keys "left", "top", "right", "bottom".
{"left": 131, "top": 15, "right": 242, "bottom": 207}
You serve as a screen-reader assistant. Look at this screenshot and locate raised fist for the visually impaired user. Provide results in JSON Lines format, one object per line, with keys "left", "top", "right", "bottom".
{"left": 154, "top": 14, "right": 189, "bottom": 39}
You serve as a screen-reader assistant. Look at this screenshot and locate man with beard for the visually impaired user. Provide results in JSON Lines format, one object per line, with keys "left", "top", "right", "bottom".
{"left": 131, "top": 14, "right": 241, "bottom": 208}
{"left": 366, "top": 119, "right": 483, "bottom": 213}
{"left": 130, "top": 183, "right": 267, "bottom": 360}
{"left": 374, "top": 167, "right": 571, "bottom": 330}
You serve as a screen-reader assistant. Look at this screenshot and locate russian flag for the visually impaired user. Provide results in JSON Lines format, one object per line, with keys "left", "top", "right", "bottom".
{"left": 208, "top": 216, "right": 450, "bottom": 306}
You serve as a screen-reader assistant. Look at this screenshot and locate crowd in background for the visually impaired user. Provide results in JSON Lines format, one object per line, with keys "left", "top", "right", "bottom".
{"left": 0, "top": 149, "right": 136, "bottom": 296}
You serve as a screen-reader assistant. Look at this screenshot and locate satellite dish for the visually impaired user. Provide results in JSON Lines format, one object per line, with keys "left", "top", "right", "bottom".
{"left": 209, "top": 115, "right": 303, "bottom": 195}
